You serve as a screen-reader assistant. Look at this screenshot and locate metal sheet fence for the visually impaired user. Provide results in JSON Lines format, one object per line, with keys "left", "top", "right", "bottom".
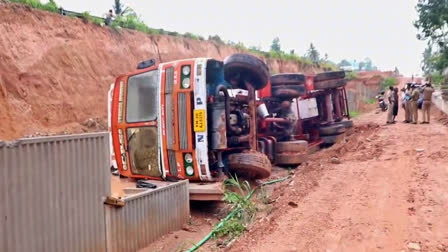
{"left": 104, "top": 180, "right": 190, "bottom": 252}
{"left": 0, "top": 133, "right": 111, "bottom": 252}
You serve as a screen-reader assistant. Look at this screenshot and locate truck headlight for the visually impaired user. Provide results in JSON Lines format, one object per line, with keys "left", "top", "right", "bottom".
{"left": 182, "top": 78, "right": 190, "bottom": 88}
{"left": 182, "top": 65, "right": 191, "bottom": 75}
{"left": 185, "top": 166, "right": 194, "bottom": 176}
{"left": 184, "top": 153, "right": 193, "bottom": 163}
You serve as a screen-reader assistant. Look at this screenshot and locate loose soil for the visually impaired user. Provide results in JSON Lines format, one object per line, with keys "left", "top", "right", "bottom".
{"left": 226, "top": 108, "right": 448, "bottom": 252}
{"left": 143, "top": 106, "right": 448, "bottom": 252}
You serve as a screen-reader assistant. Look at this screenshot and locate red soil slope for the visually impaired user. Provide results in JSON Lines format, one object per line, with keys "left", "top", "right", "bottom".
{"left": 0, "top": 2, "right": 319, "bottom": 140}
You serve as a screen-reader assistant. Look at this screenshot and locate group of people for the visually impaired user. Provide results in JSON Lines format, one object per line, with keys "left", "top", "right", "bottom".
{"left": 386, "top": 83, "right": 434, "bottom": 124}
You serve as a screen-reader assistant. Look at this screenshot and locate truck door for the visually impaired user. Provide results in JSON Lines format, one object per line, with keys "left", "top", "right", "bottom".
{"left": 110, "top": 66, "right": 163, "bottom": 179}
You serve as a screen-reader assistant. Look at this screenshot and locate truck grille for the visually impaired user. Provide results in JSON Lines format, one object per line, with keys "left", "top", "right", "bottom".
{"left": 178, "top": 93, "right": 188, "bottom": 150}
{"left": 165, "top": 67, "right": 174, "bottom": 94}
{"left": 168, "top": 150, "right": 178, "bottom": 176}
{"left": 165, "top": 94, "right": 174, "bottom": 149}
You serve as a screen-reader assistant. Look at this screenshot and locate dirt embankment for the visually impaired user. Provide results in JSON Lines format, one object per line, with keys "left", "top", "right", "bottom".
{"left": 0, "top": 2, "right": 320, "bottom": 140}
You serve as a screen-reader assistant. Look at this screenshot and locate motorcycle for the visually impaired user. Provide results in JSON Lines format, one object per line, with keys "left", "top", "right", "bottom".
{"left": 375, "top": 93, "right": 388, "bottom": 112}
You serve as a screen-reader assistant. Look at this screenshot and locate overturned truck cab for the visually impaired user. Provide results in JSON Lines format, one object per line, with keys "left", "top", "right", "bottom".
{"left": 111, "top": 54, "right": 272, "bottom": 182}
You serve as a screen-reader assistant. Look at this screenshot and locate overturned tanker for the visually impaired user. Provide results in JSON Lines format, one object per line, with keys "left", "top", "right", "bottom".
{"left": 110, "top": 54, "right": 272, "bottom": 182}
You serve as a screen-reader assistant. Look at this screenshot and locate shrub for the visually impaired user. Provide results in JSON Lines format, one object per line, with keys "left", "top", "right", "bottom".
{"left": 381, "top": 77, "right": 399, "bottom": 90}
{"left": 346, "top": 71, "right": 359, "bottom": 80}
{"left": 10, "top": 0, "right": 59, "bottom": 13}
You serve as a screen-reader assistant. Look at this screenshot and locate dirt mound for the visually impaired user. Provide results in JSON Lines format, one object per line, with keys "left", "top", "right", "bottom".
{"left": 228, "top": 122, "right": 380, "bottom": 251}
{"left": 0, "top": 2, "right": 319, "bottom": 140}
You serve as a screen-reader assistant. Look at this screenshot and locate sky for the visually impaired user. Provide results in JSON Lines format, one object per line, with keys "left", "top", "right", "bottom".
{"left": 45, "top": 0, "right": 426, "bottom": 76}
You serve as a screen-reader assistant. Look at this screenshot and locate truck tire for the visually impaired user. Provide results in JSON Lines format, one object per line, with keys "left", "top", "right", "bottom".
{"left": 274, "top": 153, "right": 307, "bottom": 165}
{"left": 228, "top": 152, "right": 272, "bottom": 179}
{"left": 314, "top": 79, "right": 346, "bottom": 90}
{"left": 224, "top": 54, "right": 269, "bottom": 90}
{"left": 272, "top": 85, "right": 306, "bottom": 98}
{"left": 334, "top": 120, "right": 354, "bottom": 129}
{"left": 271, "top": 73, "right": 306, "bottom": 86}
{"left": 275, "top": 140, "right": 308, "bottom": 153}
{"left": 319, "top": 124, "right": 346, "bottom": 136}
{"left": 314, "top": 71, "right": 346, "bottom": 82}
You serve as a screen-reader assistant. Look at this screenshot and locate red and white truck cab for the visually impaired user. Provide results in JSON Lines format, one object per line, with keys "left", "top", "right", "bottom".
{"left": 110, "top": 54, "right": 272, "bottom": 182}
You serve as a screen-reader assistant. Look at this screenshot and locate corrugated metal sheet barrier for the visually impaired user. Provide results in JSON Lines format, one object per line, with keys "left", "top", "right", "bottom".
{"left": 0, "top": 133, "right": 110, "bottom": 252}
{"left": 105, "top": 180, "right": 190, "bottom": 252}
{"left": 0, "top": 133, "right": 189, "bottom": 252}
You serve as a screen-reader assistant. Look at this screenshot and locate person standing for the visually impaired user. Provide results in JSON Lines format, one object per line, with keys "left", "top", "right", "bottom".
{"left": 393, "top": 87, "right": 399, "bottom": 122}
{"left": 421, "top": 83, "right": 435, "bottom": 124}
{"left": 387, "top": 86, "right": 395, "bottom": 124}
{"left": 410, "top": 84, "right": 420, "bottom": 124}
{"left": 105, "top": 9, "right": 114, "bottom": 26}
{"left": 403, "top": 83, "right": 412, "bottom": 123}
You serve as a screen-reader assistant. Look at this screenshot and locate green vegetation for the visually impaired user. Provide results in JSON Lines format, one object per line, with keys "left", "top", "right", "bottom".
{"left": 306, "top": 43, "right": 320, "bottom": 64}
{"left": 349, "top": 110, "right": 361, "bottom": 118}
{"left": 10, "top": 0, "right": 59, "bottom": 13}
{"left": 380, "top": 77, "right": 399, "bottom": 90}
{"left": 270, "top": 37, "right": 281, "bottom": 52}
{"left": 431, "top": 72, "right": 444, "bottom": 87}
{"left": 80, "top": 12, "right": 103, "bottom": 26}
{"left": 213, "top": 176, "right": 256, "bottom": 243}
{"left": 415, "top": 1, "right": 448, "bottom": 84}
{"left": 365, "top": 98, "right": 376, "bottom": 104}
{"left": 345, "top": 71, "right": 359, "bottom": 80}
{"left": 112, "top": 0, "right": 132, "bottom": 16}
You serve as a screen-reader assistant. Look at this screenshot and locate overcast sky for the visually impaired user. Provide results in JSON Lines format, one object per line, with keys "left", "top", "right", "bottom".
{"left": 45, "top": 0, "right": 426, "bottom": 76}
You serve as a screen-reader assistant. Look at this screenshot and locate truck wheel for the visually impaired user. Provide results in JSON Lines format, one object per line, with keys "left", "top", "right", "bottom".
{"left": 314, "top": 79, "right": 346, "bottom": 90}
{"left": 271, "top": 73, "right": 306, "bottom": 86}
{"left": 314, "top": 71, "right": 346, "bottom": 82}
{"left": 334, "top": 120, "right": 354, "bottom": 129}
{"left": 275, "top": 140, "right": 308, "bottom": 153}
{"left": 224, "top": 54, "right": 269, "bottom": 90}
{"left": 274, "top": 153, "right": 307, "bottom": 165}
{"left": 319, "top": 124, "right": 346, "bottom": 136}
{"left": 228, "top": 152, "right": 272, "bottom": 179}
{"left": 272, "top": 85, "right": 306, "bottom": 98}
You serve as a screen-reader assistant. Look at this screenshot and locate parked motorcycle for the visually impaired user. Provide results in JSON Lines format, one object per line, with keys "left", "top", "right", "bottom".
{"left": 375, "top": 92, "right": 388, "bottom": 112}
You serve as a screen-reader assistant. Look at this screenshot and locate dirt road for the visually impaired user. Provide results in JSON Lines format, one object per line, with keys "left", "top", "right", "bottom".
{"left": 228, "top": 108, "right": 448, "bottom": 252}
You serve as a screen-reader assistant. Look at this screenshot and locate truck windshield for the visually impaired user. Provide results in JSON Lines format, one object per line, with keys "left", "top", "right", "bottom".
{"left": 126, "top": 70, "right": 158, "bottom": 123}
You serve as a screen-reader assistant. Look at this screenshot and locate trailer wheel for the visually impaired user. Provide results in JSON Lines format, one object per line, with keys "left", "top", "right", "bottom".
{"left": 319, "top": 124, "right": 346, "bottom": 136}
{"left": 334, "top": 120, "right": 354, "bottom": 129}
{"left": 274, "top": 153, "right": 307, "bottom": 165}
{"left": 224, "top": 54, "right": 269, "bottom": 90}
{"left": 314, "top": 79, "right": 346, "bottom": 90}
{"left": 275, "top": 140, "right": 308, "bottom": 153}
{"left": 271, "top": 73, "right": 306, "bottom": 86}
{"left": 314, "top": 71, "right": 346, "bottom": 82}
{"left": 228, "top": 152, "right": 272, "bottom": 179}
{"left": 272, "top": 85, "right": 306, "bottom": 98}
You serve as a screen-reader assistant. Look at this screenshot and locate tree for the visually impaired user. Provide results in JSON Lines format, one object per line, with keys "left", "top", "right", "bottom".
{"left": 358, "top": 62, "right": 365, "bottom": 71}
{"left": 324, "top": 53, "right": 329, "bottom": 61}
{"left": 363, "top": 58, "right": 373, "bottom": 71}
{"left": 306, "top": 43, "right": 320, "bottom": 64}
{"left": 113, "top": 0, "right": 132, "bottom": 16}
{"left": 415, "top": 0, "right": 448, "bottom": 74}
{"left": 290, "top": 49, "right": 295, "bottom": 55}
{"left": 270, "top": 37, "right": 281, "bottom": 52}
{"left": 338, "top": 59, "right": 351, "bottom": 67}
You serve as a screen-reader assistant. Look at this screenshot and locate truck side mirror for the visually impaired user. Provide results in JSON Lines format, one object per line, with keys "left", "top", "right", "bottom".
{"left": 137, "top": 59, "right": 156, "bottom": 69}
